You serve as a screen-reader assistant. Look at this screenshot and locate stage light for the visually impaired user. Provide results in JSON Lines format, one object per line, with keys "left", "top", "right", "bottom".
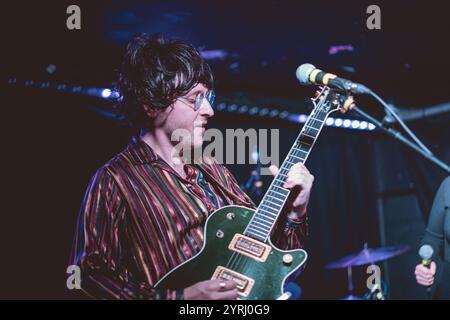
{"left": 238, "top": 105, "right": 248, "bottom": 113}
{"left": 259, "top": 108, "right": 269, "bottom": 116}
{"left": 279, "top": 111, "right": 289, "bottom": 119}
{"left": 249, "top": 106, "right": 259, "bottom": 115}
{"left": 368, "top": 123, "right": 376, "bottom": 130}
{"left": 269, "top": 109, "right": 279, "bottom": 117}
{"left": 326, "top": 118, "right": 334, "bottom": 126}
{"left": 334, "top": 118, "right": 343, "bottom": 127}
{"left": 101, "top": 88, "right": 112, "bottom": 98}
{"left": 216, "top": 103, "right": 226, "bottom": 111}
{"left": 351, "top": 120, "right": 360, "bottom": 129}
{"left": 298, "top": 114, "right": 307, "bottom": 123}
{"left": 343, "top": 119, "right": 351, "bottom": 128}
{"left": 227, "top": 104, "right": 238, "bottom": 112}
{"left": 360, "top": 121, "right": 368, "bottom": 130}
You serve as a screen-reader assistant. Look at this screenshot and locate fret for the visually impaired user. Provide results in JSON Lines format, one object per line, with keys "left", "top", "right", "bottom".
{"left": 291, "top": 148, "right": 308, "bottom": 157}
{"left": 307, "top": 118, "right": 323, "bottom": 128}
{"left": 279, "top": 167, "right": 290, "bottom": 174}
{"left": 275, "top": 173, "right": 287, "bottom": 180}
{"left": 288, "top": 154, "right": 304, "bottom": 162}
{"left": 295, "top": 143, "right": 311, "bottom": 153}
{"left": 260, "top": 203, "right": 279, "bottom": 214}
{"left": 259, "top": 205, "right": 277, "bottom": 218}
{"left": 248, "top": 223, "right": 270, "bottom": 234}
{"left": 264, "top": 195, "right": 284, "bottom": 206}
{"left": 284, "top": 160, "right": 296, "bottom": 166}
{"left": 304, "top": 125, "right": 319, "bottom": 135}
{"left": 262, "top": 198, "right": 282, "bottom": 208}
{"left": 266, "top": 190, "right": 286, "bottom": 201}
{"left": 253, "top": 213, "right": 274, "bottom": 223}
{"left": 251, "top": 215, "right": 273, "bottom": 229}
{"left": 248, "top": 224, "right": 269, "bottom": 235}
{"left": 267, "top": 188, "right": 288, "bottom": 198}
{"left": 299, "top": 139, "right": 312, "bottom": 146}
{"left": 247, "top": 227, "right": 267, "bottom": 238}
{"left": 271, "top": 185, "right": 289, "bottom": 195}
{"left": 250, "top": 221, "right": 271, "bottom": 232}
{"left": 301, "top": 131, "right": 316, "bottom": 139}
{"left": 246, "top": 231, "right": 266, "bottom": 241}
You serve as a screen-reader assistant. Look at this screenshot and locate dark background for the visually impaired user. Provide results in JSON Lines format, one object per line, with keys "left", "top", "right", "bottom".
{"left": 1, "top": 0, "right": 449, "bottom": 299}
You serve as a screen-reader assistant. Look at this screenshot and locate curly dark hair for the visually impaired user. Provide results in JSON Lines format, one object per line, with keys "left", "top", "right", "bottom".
{"left": 116, "top": 33, "right": 214, "bottom": 128}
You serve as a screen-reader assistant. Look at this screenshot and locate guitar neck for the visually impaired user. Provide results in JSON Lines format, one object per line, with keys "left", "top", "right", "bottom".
{"left": 244, "top": 97, "right": 333, "bottom": 242}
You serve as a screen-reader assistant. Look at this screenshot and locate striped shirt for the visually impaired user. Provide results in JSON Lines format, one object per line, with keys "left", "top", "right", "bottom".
{"left": 69, "top": 136, "right": 308, "bottom": 299}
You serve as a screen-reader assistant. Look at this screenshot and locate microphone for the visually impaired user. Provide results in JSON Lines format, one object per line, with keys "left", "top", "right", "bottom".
{"left": 296, "top": 63, "right": 370, "bottom": 94}
{"left": 418, "top": 244, "right": 434, "bottom": 297}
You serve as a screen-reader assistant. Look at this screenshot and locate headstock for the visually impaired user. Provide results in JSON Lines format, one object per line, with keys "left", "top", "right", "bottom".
{"left": 311, "top": 86, "right": 355, "bottom": 115}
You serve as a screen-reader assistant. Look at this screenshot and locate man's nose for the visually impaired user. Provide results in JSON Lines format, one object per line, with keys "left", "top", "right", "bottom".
{"left": 199, "top": 99, "right": 214, "bottom": 117}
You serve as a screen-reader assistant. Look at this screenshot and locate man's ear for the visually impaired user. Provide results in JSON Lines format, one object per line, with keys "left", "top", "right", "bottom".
{"left": 143, "top": 105, "right": 160, "bottom": 119}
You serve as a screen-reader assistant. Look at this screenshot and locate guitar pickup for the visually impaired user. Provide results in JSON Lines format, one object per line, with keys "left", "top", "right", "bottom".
{"left": 228, "top": 234, "right": 271, "bottom": 262}
{"left": 212, "top": 266, "right": 255, "bottom": 297}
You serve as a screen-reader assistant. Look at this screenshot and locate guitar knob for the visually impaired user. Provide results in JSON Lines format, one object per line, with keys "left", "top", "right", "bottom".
{"left": 282, "top": 254, "right": 293, "bottom": 265}
{"left": 226, "top": 212, "right": 235, "bottom": 220}
{"left": 216, "top": 230, "right": 224, "bottom": 238}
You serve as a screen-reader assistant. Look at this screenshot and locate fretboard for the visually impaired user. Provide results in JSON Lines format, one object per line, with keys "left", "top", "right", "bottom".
{"left": 243, "top": 103, "right": 331, "bottom": 242}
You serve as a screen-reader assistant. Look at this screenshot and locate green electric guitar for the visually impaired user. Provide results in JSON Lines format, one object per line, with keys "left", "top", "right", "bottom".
{"left": 156, "top": 86, "right": 351, "bottom": 299}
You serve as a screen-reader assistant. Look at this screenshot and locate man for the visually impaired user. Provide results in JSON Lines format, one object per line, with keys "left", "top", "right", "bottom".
{"left": 69, "top": 34, "right": 314, "bottom": 300}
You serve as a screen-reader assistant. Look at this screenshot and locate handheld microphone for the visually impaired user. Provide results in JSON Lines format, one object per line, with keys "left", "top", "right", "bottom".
{"left": 296, "top": 63, "right": 370, "bottom": 94}
{"left": 418, "top": 244, "right": 434, "bottom": 297}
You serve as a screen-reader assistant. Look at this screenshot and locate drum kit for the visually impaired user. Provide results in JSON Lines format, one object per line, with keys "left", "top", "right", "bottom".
{"left": 326, "top": 243, "right": 409, "bottom": 300}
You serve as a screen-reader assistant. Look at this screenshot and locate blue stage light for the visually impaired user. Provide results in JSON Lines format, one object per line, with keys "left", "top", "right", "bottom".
{"left": 101, "top": 88, "right": 112, "bottom": 98}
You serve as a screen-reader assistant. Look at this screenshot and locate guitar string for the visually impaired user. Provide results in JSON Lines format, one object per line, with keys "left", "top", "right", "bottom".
{"left": 223, "top": 100, "right": 331, "bottom": 278}
{"left": 224, "top": 104, "right": 329, "bottom": 274}
{"left": 226, "top": 106, "right": 329, "bottom": 275}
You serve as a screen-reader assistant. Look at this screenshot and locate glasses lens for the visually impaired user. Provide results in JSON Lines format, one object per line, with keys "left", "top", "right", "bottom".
{"left": 194, "top": 90, "right": 215, "bottom": 110}
{"left": 207, "top": 90, "right": 215, "bottom": 105}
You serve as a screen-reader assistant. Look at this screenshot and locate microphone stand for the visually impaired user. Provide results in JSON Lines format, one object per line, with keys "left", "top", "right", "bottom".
{"left": 351, "top": 105, "right": 450, "bottom": 175}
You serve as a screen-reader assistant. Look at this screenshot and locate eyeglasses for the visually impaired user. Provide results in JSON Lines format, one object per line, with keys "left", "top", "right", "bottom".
{"left": 178, "top": 90, "right": 215, "bottom": 111}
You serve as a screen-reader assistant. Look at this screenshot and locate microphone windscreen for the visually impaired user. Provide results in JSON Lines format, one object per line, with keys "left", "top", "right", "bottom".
{"left": 419, "top": 244, "right": 434, "bottom": 260}
{"left": 296, "top": 63, "right": 316, "bottom": 85}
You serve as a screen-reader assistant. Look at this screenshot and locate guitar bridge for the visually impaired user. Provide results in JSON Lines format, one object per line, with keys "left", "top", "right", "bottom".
{"left": 212, "top": 266, "right": 255, "bottom": 297}
{"left": 228, "top": 233, "right": 271, "bottom": 262}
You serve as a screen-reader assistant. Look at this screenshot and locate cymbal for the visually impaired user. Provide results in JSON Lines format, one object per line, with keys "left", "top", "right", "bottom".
{"left": 326, "top": 245, "right": 409, "bottom": 269}
{"left": 339, "top": 294, "right": 363, "bottom": 300}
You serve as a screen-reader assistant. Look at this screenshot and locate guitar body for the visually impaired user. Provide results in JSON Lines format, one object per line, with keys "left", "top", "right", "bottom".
{"left": 155, "top": 205, "right": 307, "bottom": 300}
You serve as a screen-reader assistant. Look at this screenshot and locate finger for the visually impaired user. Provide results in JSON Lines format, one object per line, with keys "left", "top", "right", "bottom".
{"left": 430, "top": 262, "right": 437, "bottom": 274}
{"left": 219, "top": 280, "right": 237, "bottom": 291}
{"left": 418, "top": 278, "right": 434, "bottom": 286}
{"left": 419, "top": 265, "right": 435, "bottom": 276}
{"left": 285, "top": 180, "right": 306, "bottom": 190}
{"left": 285, "top": 174, "right": 312, "bottom": 187}
{"left": 415, "top": 269, "right": 431, "bottom": 279}
{"left": 213, "top": 289, "right": 240, "bottom": 300}
{"left": 269, "top": 165, "right": 279, "bottom": 177}
{"left": 287, "top": 171, "right": 312, "bottom": 182}
{"left": 208, "top": 279, "right": 235, "bottom": 291}
{"left": 416, "top": 274, "right": 434, "bottom": 282}
{"left": 290, "top": 162, "right": 307, "bottom": 170}
{"left": 416, "top": 264, "right": 432, "bottom": 275}
{"left": 293, "top": 191, "right": 309, "bottom": 207}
